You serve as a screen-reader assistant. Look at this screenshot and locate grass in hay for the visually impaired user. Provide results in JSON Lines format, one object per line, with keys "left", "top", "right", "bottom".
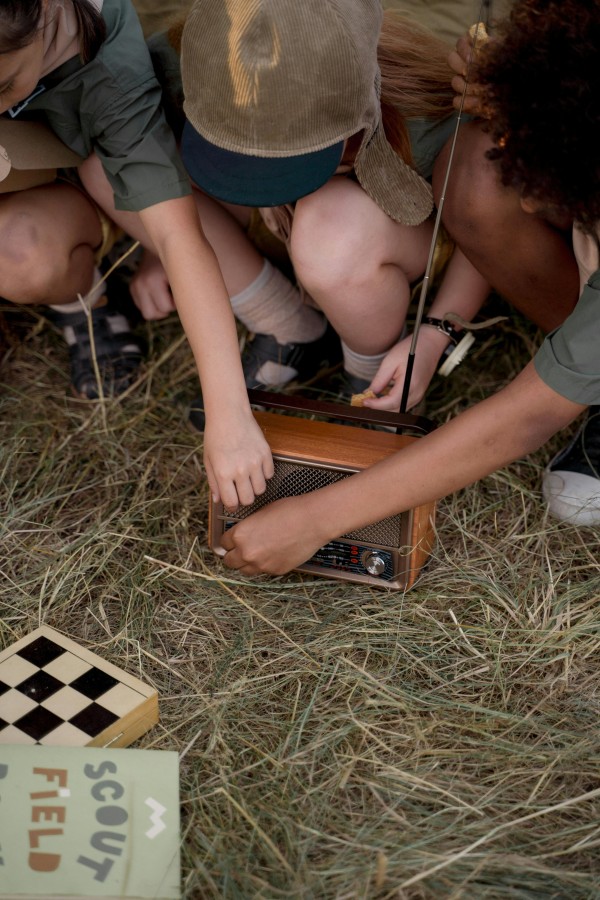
{"left": 1, "top": 297, "right": 599, "bottom": 899}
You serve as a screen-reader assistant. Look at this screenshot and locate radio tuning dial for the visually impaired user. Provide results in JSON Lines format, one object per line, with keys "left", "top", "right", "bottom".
{"left": 362, "top": 552, "right": 386, "bottom": 576}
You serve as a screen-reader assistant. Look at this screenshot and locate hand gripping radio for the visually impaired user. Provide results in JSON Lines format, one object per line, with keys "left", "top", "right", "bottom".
{"left": 208, "top": 390, "right": 437, "bottom": 590}
{"left": 209, "top": 10, "right": 493, "bottom": 589}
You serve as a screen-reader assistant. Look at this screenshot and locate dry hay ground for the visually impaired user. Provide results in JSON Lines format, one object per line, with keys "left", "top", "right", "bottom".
{"left": 2, "top": 5, "right": 596, "bottom": 898}
{"left": 1, "top": 290, "right": 599, "bottom": 900}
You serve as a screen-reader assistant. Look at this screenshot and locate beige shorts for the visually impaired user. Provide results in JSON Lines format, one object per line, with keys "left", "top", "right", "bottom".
{"left": 0, "top": 120, "right": 122, "bottom": 268}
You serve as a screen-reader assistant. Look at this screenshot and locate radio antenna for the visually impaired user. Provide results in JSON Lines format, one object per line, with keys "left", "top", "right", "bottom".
{"left": 399, "top": 0, "right": 491, "bottom": 413}
{"left": 483, "top": 0, "right": 493, "bottom": 29}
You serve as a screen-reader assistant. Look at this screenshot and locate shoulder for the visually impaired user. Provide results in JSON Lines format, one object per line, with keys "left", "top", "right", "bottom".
{"left": 75, "top": 0, "right": 160, "bottom": 113}
{"left": 96, "top": 0, "right": 154, "bottom": 77}
{"left": 100, "top": 0, "right": 144, "bottom": 36}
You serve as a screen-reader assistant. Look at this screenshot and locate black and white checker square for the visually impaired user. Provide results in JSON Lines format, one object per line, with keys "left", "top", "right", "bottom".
{"left": 0, "top": 634, "right": 143, "bottom": 746}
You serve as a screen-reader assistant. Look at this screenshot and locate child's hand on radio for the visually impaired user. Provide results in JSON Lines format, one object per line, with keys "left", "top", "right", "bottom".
{"left": 364, "top": 329, "right": 449, "bottom": 411}
{"left": 203, "top": 411, "right": 274, "bottom": 511}
{"left": 220, "top": 494, "right": 324, "bottom": 576}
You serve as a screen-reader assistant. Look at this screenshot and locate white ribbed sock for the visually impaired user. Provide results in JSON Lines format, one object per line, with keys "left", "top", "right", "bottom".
{"left": 231, "top": 260, "right": 326, "bottom": 345}
{"left": 341, "top": 341, "right": 388, "bottom": 383}
{"left": 49, "top": 267, "right": 105, "bottom": 315}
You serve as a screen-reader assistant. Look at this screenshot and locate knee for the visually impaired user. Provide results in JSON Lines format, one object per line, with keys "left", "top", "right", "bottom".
{"left": 0, "top": 206, "right": 66, "bottom": 304}
{"left": 290, "top": 181, "right": 375, "bottom": 294}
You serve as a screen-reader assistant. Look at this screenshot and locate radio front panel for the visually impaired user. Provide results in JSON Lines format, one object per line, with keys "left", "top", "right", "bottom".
{"left": 208, "top": 410, "right": 436, "bottom": 590}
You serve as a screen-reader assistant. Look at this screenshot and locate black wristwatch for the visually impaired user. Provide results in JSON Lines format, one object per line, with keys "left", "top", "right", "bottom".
{"left": 422, "top": 316, "right": 462, "bottom": 345}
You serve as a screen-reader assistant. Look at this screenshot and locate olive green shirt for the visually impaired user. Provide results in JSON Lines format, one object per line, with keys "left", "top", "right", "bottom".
{"left": 534, "top": 227, "right": 600, "bottom": 405}
{"left": 382, "top": 0, "right": 514, "bottom": 44}
{"left": 14, "top": 0, "right": 190, "bottom": 212}
{"left": 406, "top": 115, "right": 458, "bottom": 180}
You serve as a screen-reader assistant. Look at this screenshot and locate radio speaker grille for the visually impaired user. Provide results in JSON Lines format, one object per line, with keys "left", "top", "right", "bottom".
{"left": 227, "top": 458, "right": 404, "bottom": 547}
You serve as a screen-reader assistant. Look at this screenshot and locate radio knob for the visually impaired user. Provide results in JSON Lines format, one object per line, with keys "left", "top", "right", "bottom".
{"left": 362, "top": 552, "right": 386, "bottom": 576}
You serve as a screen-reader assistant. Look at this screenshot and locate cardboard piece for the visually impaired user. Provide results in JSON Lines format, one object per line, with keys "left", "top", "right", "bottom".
{"left": 0, "top": 743, "right": 181, "bottom": 898}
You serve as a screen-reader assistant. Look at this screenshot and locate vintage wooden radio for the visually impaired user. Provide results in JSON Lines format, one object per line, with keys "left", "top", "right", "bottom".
{"left": 209, "top": 391, "right": 437, "bottom": 590}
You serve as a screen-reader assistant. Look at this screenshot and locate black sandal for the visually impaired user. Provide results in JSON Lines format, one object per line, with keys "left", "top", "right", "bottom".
{"left": 46, "top": 301, "right": 143, "bottom": 399}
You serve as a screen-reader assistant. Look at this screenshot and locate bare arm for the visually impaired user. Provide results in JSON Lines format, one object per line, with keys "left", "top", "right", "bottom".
{"left": 220, "top": 362, "right": 585, "bottom": 575}
{"left": 79, "top": 153, "right": 272, "bottom": 508}
{"left": 139, "top": 195, "right": 274, "bottom": 509}
{"left": 366, "top": 248, "right": 491, "bottom": 410}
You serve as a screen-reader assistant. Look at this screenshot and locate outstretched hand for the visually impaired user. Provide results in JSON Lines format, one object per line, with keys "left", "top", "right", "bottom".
{"left": 220, "top": 494, "right": 323, "bottom": 576}
{"left": 203, "top": 410, "right": 274, "bottom": 511}
{"left": 362, "top": 329, "right": 449, "bottom": 412}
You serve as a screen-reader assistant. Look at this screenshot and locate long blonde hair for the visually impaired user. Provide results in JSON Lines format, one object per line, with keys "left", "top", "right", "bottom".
{"left": 379, "top": 11, "right": 455, "bottom": 165}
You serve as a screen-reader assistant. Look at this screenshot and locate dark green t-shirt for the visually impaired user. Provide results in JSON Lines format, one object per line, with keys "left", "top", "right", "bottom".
{"left": 535, "top": 271, "right": 600, "bottom": 405}
{"left": 406, "top": 114, "right": 459, "bottom": 180}
{"left": 16, "top": 0, "right": 190, "bottom": 212}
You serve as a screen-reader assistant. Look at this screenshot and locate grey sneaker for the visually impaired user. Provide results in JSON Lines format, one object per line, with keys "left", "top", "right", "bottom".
{"left": 542, "top": 406, "right": 600, "bottom": 525}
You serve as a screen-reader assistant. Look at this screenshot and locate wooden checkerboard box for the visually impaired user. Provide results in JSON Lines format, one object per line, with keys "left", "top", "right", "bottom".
{"left": 0, "top": 626, "right": 158, "bottom": 747}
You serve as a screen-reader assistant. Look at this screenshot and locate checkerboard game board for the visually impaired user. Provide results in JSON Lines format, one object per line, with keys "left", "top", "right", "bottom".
{"left": 0, "top": 626, "right": 158, "bottom": 747}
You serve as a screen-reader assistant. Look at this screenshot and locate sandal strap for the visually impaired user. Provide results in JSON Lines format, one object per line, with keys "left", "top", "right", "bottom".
{"left": 45, "top": 303, "right": 143, "bottom": 399}
{"left": 47, "top": 305, "right": 142, "bottom": 361}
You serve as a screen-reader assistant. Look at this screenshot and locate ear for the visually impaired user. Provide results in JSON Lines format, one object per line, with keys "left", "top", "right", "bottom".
{"left": 519, "top": 196, "right": 538, "bottom": 215}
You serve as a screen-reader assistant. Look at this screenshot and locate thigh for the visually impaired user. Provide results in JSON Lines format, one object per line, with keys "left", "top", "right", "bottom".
{"left": 0, "top": 182, "right": 102, "bottom": 262}
{"left": 290, "top": 177, "right": 434, "bottom": 355}
{"left": 80, "top": 152, "right": 264, "bottom": 295}
{"left": 291, "top": 176, "right": 433, "bottom": 283}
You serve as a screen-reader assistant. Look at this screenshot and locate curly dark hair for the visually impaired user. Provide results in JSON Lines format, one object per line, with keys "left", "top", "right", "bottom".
{"left": 476, "top": 0, "right": 600, "bottom": 230}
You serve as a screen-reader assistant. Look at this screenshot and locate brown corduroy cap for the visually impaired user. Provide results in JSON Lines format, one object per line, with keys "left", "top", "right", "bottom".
{"left": 180, "top": 0, "right": 434, "bottom": 225}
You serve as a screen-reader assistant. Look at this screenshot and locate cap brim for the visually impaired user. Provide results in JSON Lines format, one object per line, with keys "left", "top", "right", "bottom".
{"left": 354, "top": 123, "right": 434, "bottom": 226}
{"left": 181, "top": 121, "right": 344, "bottom": 206}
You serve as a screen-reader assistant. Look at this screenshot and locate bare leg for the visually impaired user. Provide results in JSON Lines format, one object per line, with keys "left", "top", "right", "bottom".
{"left": 79, "top": 153, "right": 263, "bottom": 297}
{"left": 290, "top": 176, "right": 433, "bottom": 355}
{"left": 434, "top": 121, "right": 579, "bottom": 332}
{"left": 0, "top": 183, "right": 102, "bottom": 306}
{"left": 0, "top": 182, "right": 143, "bottom": 399}
{"left": 80, "top": 153, "right": 329, "bottom": 362}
